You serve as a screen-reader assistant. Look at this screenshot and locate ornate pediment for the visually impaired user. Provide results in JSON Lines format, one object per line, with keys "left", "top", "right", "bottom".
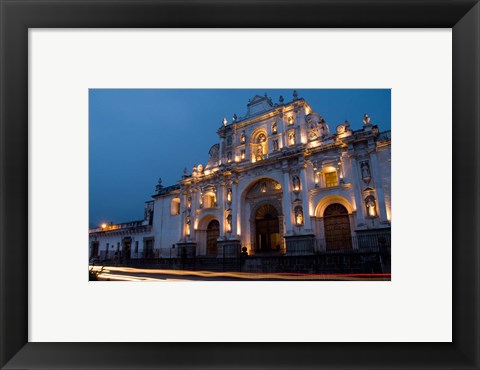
{"left": 245, "top": 94, "right": 274, "bottom": 117}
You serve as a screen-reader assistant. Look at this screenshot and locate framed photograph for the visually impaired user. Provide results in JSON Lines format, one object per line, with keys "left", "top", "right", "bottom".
{"left": 1, "top": 0, "right": 479, "bottom": 369}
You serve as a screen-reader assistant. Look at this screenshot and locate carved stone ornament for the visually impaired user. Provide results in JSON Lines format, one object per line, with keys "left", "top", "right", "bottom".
{"left": 246, "top": 178, "right": 282, "bottom": 199}
{"left": 308, "top": 129, "right": 319, "bottom": 141}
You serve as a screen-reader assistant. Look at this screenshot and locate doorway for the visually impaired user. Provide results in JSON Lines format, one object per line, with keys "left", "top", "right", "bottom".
{"left": 323, "top": 203, "right": 352, "bottom": 250}
{"left": 206, "top": 220, "right": 219, "bottom": 256}
{"left": 254, "top": 204, "right": 280, "bottom": 253}
{"left": 90, "top": 241, "right": 99, "bottom": 260}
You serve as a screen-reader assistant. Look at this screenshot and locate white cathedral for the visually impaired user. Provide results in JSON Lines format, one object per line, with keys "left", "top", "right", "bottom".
{"left": 89, "top": 91, "right": 391, "bottom": 264}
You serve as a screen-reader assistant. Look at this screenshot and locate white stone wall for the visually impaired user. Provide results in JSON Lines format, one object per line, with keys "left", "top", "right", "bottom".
{"left": 89, "top": 229, "right": 152, "bottom": 260}
{"left": 377, "top": 145, "right": 392, "bottom": 222}
{"left": 151, "top": 193, "right": 182, "bottom": 258}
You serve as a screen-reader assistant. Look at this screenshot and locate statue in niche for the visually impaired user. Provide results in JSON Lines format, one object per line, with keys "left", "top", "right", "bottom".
{"left": 363, "top": 114, "right": 371, "bottom": 125}
{"left": 271, "top": 121, "right": 277, "bottom": 133}
{"left": 287, "top": 116, "right": 295, "bottom": 125}
{"left": 365, "top": 196, "right": 377, "bottom": 217}
{"left": 240, "top": 131, "right": 246, "bottom": 143}
{"left": 361, "top": 161, "right": 371, "bottom": 179}
{"left": 292, "top": 175, "right": 301, "bottom": 191}
{"left": 261, "top": 182, "right": 267, "bottom": 193}
{"left": 289, "top": 131, "right": 296, "bottom": 145}
{"left": 294, "top": 206, "right": 304, "bottom": 225}
{"left": 227, "top": 214, "right": 232, "bottom": 228}
{"left": 273, "top": 139, "right": 279, "bottom": 151}
{"left": 256, "top": 145, "right": 263, "bottom": 161}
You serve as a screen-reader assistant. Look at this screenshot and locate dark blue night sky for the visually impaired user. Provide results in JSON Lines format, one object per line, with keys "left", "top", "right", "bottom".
{"left": 89, "top": 89, "right": 391, "bottom": 228}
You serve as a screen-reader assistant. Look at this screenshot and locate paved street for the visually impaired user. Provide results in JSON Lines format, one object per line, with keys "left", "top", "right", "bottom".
{"left": 89, "top": 265, "right": 391, "bottom": 281}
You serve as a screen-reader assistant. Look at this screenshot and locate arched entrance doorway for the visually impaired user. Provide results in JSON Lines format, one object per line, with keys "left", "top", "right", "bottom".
{"left": 206, "top": 220, "right": 219, "bottom": 256}
{"left": 323, "top": 203, "right": 352, "bottom": 250}
{"left": 255, "top": 204, "right": 281, "bottom": 253}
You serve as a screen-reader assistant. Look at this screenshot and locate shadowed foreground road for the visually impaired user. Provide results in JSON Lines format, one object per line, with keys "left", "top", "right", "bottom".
{"left": 90, "top": 265, "right": 391, "bottom": 281}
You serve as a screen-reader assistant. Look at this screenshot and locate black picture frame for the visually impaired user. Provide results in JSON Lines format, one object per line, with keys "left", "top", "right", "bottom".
{"left": 1, "top": 1, "right": 479, "bottom": 369}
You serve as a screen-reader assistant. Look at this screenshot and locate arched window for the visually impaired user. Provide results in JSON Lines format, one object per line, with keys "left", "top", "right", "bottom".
{"left": 317, "top": 167, "right": 338, "bottom": 188}
{"left": 202, "top": 192, "right": 216, "bottom": 208}
{"left": 324, "top": 170, "right": 338, "bottom": 187}
{"left": 171, "top": 198, "right": 180, "bottom": 216}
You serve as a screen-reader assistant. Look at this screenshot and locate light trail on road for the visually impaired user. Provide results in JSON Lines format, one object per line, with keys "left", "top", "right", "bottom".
{"left": 90, "top": 265, "right": 391, "bottom": 281}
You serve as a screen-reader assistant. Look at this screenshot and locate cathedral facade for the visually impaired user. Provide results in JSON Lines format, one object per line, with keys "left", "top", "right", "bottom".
{"left": 89, "top": 92, "right": 391, "bottom": 264}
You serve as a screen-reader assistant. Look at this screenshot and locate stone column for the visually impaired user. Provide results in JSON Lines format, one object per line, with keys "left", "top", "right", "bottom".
{"left": 178, "top": 191, "right": 185, "bottom": 241}
{"left": 369, "top": 151, "right": 388, "bottom": 223}
{"left": 189, "top": 188, "right": 197, "bottom": 240}
{"left": 217, "top": 183, "right": 225, "bottom": 238}
{"left": 299, "top": 166, "right": 312, "bottom": 232}
{"left": 350, "top": 156, "right": 366, "bottom": 228}
{"left": 231, "top": 180, "right": 238, "bottom": 238}
{"left": 219, "top": 139, "right": 224, "bottom": 165}
{"left": 282, "top": 169, "right": 293, "bottom": 234}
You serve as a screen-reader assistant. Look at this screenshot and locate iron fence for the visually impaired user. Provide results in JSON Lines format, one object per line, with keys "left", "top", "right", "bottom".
{"left": 316, "top": 233, "right": 391, "bottom": 253}
{"left": 92, "top": 233, "right": 391, "bottom": 261}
